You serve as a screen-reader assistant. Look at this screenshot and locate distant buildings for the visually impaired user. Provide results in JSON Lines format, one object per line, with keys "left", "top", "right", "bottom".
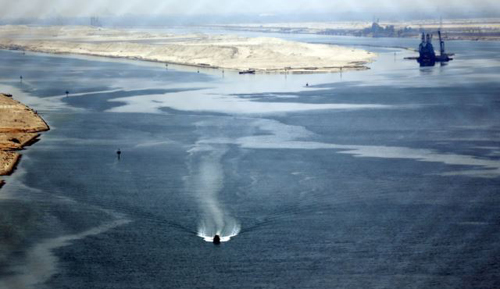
{"left": 357, "top": 22, "right": 410, "bottom": 37}
{"left": 90, "top": 16, "right": 102, "bottom": 27}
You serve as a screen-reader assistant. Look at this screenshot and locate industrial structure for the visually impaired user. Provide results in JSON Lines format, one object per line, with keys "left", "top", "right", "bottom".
{"left": 407, "top": 30, "right": 453, "bottom": 66}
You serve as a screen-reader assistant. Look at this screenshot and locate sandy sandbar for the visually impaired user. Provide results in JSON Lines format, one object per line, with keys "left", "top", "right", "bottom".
{"left": 0, "top": 25, "right": 376, "bottom": 73}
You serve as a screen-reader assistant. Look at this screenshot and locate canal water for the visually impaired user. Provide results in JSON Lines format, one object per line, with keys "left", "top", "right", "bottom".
{"left": 0, "top": 33, "right": 499, "bottom": 289}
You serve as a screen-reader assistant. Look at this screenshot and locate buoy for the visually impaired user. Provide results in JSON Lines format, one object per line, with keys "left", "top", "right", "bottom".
{"left": 213, "top": 235, "right": 221, "bottom": 245}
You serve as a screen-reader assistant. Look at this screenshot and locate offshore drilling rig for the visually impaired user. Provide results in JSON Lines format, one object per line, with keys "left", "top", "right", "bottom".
{"left": 406, "top": 31, "right": 454, "bottom": 66}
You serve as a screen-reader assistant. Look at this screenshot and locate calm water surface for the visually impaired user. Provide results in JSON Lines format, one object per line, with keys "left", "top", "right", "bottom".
{"left": 0, "top": 34, "right": 499, "bottom": 289}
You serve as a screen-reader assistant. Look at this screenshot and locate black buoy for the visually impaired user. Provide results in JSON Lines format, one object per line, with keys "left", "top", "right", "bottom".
{"left": 65, "top": 90, "right": 69, "bottom": 97}
{"left": 116, "top": 149, "right": 121, "bottom": 160}
{"left": 213, "top": 235, "right": 221, "bottom": 245}
{"left": 20, "top": 75, "right": 23, "bottom": 82}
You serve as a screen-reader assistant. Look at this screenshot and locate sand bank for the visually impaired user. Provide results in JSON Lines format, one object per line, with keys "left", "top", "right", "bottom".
{"left": 0, "top": 25, "right": 375, "bottom": 73}
{"left": 0, "top": 93, "right": 49, "bottom": 188}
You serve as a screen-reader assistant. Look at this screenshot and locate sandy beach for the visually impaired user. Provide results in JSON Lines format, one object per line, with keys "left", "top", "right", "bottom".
{"left": 0, "top": 25, "right": 375, "bottom": 73}
{"left": 0, "top": 93, "right": 49, "bottom": 187}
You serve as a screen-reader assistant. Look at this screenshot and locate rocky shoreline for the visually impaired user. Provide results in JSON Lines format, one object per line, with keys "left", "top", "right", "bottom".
{"left": 0, "top": 93, "right": 49, "bottom": 188}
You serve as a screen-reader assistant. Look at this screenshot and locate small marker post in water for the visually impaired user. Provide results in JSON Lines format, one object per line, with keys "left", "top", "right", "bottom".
{"left": 116, "top": 149, "right": 121, "bottom": 160}
{"left": 65, "top": 90, "right": 69, "bottom": 97}
{"left": 20, "top": 75, "right": 23, "bottom": 82}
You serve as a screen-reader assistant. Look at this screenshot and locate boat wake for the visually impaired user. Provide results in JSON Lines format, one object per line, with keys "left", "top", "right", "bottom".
{"left": 0, "top": 211, "right": 130, "bottom": 289}
{"left": 197, "top": 220, "right": 241, "bottom": 243}
{"left": 186, "top": 142, "right": 240, "bottom": 243}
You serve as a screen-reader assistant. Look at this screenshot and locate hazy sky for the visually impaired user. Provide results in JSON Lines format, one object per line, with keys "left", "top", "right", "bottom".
{"left": 1, "top": 0, "right": 499, "bottom": 19}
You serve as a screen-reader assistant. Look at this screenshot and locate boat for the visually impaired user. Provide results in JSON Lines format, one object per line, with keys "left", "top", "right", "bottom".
{"left": 239, "top": 69, "right": 256, "bottom": 74}
{"left": 213, "top": 235, "right": 221, "bottom": 245}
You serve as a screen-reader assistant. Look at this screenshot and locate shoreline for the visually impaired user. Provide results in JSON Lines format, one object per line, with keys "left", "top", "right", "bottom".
{"left": 204, "top": 18, "right": 500, "bottom": 42}
{"left": 0, "top": 26, "right": 376, "bottom": 74}
{"left": 0, "top": 45, "right": 371, "bottom": 74}
{"left": 0, "top": 44, "right": 372, "bottom": 74}
{"left": 1, "top": 46, "right": 368, "bottom": 74}
{"left": 206, "top": 26, "right": 500, "bottom": 42}
{"left": 0, "top": 93, "right": 49, "bottom": 188}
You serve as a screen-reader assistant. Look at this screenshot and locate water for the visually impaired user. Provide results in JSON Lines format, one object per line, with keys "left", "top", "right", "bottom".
{"left": 0, "top": 34, "right": 500, "bottom": 289}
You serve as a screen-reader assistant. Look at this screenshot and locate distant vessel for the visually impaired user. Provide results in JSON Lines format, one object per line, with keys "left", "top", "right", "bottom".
{"left": 239, "top": 69, "right": 256, "bottom": 74}
{"left": 406, "top": 31, "right": 454, "bottom": 66}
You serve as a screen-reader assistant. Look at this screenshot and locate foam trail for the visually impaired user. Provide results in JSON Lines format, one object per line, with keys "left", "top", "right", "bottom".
{"left": 0, "top": 214, "right": 131, "bottom": 289}
{"left": 186, "top": 144, "right": 240, "bottom": 242}
{"left": 198, "top": 219, "right": 241, "bottom": 243}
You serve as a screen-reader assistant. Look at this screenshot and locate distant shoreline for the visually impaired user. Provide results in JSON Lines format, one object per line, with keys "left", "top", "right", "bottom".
{"left": 204, "top": 19, "right": 500, "bottom": 42}
{"left": 0, "top": 93, "right": 49, "bottom": 189}
{"left": 207, "top": 26, "right": 500, "bottom": 42}
{"left": 0, "top": 46, "right": 372, "bottom": 74}
{"left": 0, "top": 25, "right": 376, "bottom": 74}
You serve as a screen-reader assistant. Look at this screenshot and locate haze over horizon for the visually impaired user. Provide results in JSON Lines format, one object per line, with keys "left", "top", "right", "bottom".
{"left": 1, "top": 0, "right": 499, "bottom": 23}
